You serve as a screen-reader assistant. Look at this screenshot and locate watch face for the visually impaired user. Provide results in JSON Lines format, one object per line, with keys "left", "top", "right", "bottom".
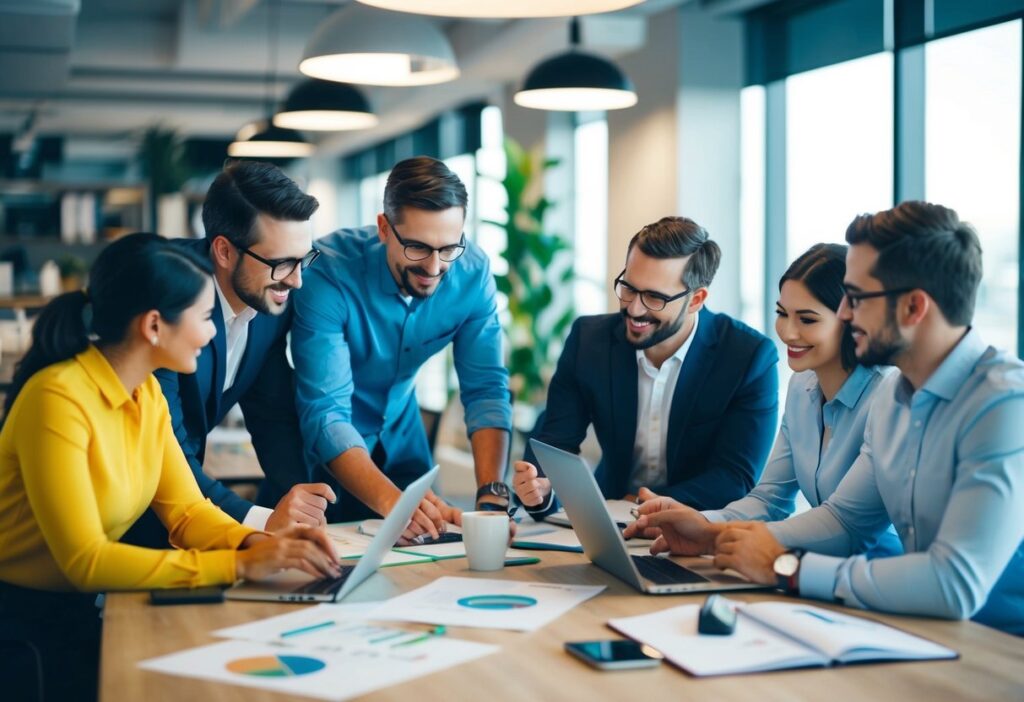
{"left": 480, "top": 482, "right": 510, "bottom": 499}
{"left": 774, "top": 552, "right": 800, "bottom": 578}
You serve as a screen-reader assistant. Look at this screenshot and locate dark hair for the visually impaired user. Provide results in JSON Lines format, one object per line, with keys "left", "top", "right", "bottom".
{"left": 627, "top": 216, "right": 722, "bottom": 290}
{"left": 3, "top": 233, "right": 212, "bottom": 418}
{"left": 383, "top": 156, "right": 468, "bottom": 224}
{"left": 845, "top": 201, "right": 982, "bottom": 326}
{"left": 202, "top": 160, "right": 319, "bottom": 248}
{"left": 781, "top": 243, "right": 857, "bottom": 370}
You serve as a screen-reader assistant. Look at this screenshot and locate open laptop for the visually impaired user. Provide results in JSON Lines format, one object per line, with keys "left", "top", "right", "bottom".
{"left": 530, "top": 440, "right": 769, "bottom": 595}
{"left": 227, "top": 465, "right": 439, "bottom": 603}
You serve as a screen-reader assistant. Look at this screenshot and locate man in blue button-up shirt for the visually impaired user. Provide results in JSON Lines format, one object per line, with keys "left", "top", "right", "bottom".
{"left": 632, "top": 202, "right": 1024, "bottom": 635}
{"left": 291, "top": 157, "right": 512, "bottom": 540}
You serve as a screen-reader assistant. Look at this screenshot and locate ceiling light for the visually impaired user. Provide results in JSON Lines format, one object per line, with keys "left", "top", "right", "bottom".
{"left": 273, "top": 79, "right": 379, "bottom": 131}
{"left": 228, "top": 123, "right": 314, "bottom": 159}
{"left": 300, "top": 5, "right": 459, "bottom": 87}
{"left": 514, "top": 18, "right": 636, "bottom": 112}
{"left": 354, "top": 0, "right": 645, "bottom": 18}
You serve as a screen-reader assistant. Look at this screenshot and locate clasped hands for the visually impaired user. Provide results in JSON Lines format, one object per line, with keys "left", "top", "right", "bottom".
{"left": 622, "top": 488, "right": 787, "bottom": 585}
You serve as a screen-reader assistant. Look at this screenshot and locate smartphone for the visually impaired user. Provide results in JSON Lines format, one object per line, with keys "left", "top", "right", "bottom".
{"left": 150, "top": 586, "right": 225, "bottom": 606}
{"left": 564, "top": 640, "right": 663, "bottom": 670}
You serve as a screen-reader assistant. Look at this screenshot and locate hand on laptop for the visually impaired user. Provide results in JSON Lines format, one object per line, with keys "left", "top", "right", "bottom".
{"left": 235, "top": 525, "right": 341, "bottom": 581}
{"left": 396, "top": 489, "right": 461, "bottom": 544}
{"left": 713, "top": 522, "right": 786, "bottom": 585}
{"left": 628, "top": 507, "right": 721, "bottom": 557}
{"left": 512, "top": 460, "right": 551, "bottom": 508}
{"left": 266, "top": 483, "right": 338, "bottom": 532}
{"left": 623, "top": 487, "right": 684, "bottom": 539}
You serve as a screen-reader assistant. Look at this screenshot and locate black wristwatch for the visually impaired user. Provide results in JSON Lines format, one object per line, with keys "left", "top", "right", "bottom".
{"left": 475, "top": 481, "right": 511, "bottom": 509}
{"left": 773, "top": 549, "right": 805, "bottom": 595}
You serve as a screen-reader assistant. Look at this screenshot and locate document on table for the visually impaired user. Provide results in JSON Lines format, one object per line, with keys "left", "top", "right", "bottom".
{"left": 609, "top": 600, "right": 957, "bottom": 677}
{"left": 325, "top": 524, "right": 434, "bottom": 566}
{"left": 140, "top": 633, "right": 496, "bottom": 701}
{"left": 371, "top": 576, "right": 605, "bottom": 631}
{"left": 511, "top": 521, "right": 583, "bottom": 552}
{"left": 214, "top": 603, "right": 382, "bottom": 645}
{"left": 545, "top": 498, "right": 638, "bottom": 527}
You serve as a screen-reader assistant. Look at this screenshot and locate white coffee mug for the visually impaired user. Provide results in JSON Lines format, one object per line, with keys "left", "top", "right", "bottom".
{"left": 461, "top": 511, "right": 510, "bottom": 571}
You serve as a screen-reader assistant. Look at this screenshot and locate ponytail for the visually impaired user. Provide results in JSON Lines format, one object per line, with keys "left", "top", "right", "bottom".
{"left": 4, "top": 290, "right": 91, "bottom": 417}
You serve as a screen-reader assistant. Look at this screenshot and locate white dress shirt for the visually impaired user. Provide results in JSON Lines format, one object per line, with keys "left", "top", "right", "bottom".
{"left": 629, "top": 312, "right": 699, "bottom": 491}
{"left": 212, "top": 278, "right": 272, "bottom": 530}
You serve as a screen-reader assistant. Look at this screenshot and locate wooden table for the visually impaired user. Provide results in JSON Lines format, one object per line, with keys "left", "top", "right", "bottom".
{"left": 100, "top": 550, "right": 1024, "bottom": 702}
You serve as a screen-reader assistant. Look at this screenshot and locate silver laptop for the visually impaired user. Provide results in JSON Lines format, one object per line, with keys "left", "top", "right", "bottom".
{"left": 530, "top": 440, "right": 768, "bottom": 595}
{"left": 227, "top": 465, "right": 439, "bottom": 603}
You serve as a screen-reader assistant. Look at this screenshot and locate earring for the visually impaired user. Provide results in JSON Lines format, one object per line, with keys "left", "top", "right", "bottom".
{"left": 150, "top": 337, "right": 158, "bottom": 347}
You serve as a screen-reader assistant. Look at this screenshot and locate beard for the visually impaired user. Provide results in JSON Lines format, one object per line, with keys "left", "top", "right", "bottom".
{"left": 399, "top": 264, "right": 445, "bottom": 299}
{"left": 621, "top": 305, "right": 688, "bottom": 350}
{"left": 853, "top": 309, "right": 908, "bottom": 366}
{"left": 231, "top": 261, "right": 290, "bottom": 316}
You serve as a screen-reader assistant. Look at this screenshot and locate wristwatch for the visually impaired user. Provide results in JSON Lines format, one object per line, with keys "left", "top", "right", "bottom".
{"left": 475, "top": 481, "right": 511, "bottom": 510}
{"left": 773, "top": 549, "right": 805, "bottom": 595}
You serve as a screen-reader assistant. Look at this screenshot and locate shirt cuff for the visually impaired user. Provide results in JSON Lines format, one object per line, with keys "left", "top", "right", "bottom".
{"left": 798, "top": 552, "right": 844, "bottom": 602}
{"left": 243, "top": 505, "right": 274, "bottom": 531}
{"left": 524, "top": 490, "right": 556, "bottom": 518}
{"left": 465, "top": 397, "right": 513, "bottom": 436}
{"left": 314, "top": 420, "right": 368, "bottom": 465}
{"left": 701, "top": 509, "right": 728, "bottom": 524}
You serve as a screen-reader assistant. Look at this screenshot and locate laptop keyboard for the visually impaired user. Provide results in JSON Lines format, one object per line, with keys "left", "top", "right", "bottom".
{"left": 632, "top": 555, "right": 710, "bottom": 586}
{"left": 292, "top": 565, "right": 356, "bottom": 596}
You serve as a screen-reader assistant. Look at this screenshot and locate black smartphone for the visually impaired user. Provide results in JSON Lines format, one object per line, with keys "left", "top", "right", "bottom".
{"left": 564, "top": 640, "right": 663, "bottom": 670}
{"left": 149, "top": 586, "right": 226, "bottom": 606}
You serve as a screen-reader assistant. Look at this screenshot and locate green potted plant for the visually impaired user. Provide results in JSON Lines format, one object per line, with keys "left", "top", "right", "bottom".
{"left": 138, "top": 126, "right": 191, "bottom": 235}
{"left": 486, "top": 137, "right": 576, "bottom": 429}
{"left": 57, "top": 253, "right": 88, "bottom": 293}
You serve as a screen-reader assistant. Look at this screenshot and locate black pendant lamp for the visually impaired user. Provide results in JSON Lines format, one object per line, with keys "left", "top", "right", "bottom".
{"left": 514, "top": 18, "right": 637, "bottom": 112}
{"left": 273, "top": 79, "right": 378, "bottom": 131}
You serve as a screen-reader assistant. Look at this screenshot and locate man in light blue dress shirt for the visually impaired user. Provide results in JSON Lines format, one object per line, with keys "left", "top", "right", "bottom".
{"left": 632, "top": 201, "right": 1024, "bottom": 635}
{"left": 291, "top": 157, "right": 513, "bottom": 539}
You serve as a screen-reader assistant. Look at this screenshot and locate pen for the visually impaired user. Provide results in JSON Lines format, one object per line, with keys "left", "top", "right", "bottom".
{"left": 504, "top": 556, "right": 540, "bottom": 567}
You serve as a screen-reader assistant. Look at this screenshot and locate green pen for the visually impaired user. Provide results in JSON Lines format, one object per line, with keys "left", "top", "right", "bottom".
{"left": 504, "top": 556, "right": 541, "bottom": 567}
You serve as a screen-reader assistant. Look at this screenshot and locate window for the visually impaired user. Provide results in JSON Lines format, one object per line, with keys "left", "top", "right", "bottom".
{"left": 786, "top": 52, "right": 894, "bottom": 260}
{"left": 925, "top": 21, "right": 1022, "bottom": 353}
{"left": 573, "top": 117, "right": 609, "bottom": 315}
{"left": 740, "top": 85, "right": 766, "bottom": 332}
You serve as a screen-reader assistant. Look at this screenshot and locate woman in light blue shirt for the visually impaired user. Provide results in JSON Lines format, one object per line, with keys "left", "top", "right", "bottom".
{"left": 702, "top": 244, "right": 901, "bottom": 557}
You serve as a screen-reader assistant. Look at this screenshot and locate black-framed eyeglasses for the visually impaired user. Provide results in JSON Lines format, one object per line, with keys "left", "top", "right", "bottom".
{"left": 843, "top": 287, "right": 915, "bottom": 310}
{"left": 614, "top": 271, "right": 691, "bottom": 312}
{"left": 237, "top": 244, "right": 321, "bottom": 281}
{"left": 384, "top": 214, "right": 466, "bottom": 263}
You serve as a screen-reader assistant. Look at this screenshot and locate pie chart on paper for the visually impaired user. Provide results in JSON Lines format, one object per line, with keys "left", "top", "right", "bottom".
{"left": 456, "top": 594, "right": 538, "bottom": 610}
{"left": 225, "top": 654, "right": 326, "bottom": 677}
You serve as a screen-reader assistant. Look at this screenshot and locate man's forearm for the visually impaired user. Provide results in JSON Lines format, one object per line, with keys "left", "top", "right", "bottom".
{"left": 470, "top": 428, "right": 510, "bottom": 490}
{"left": 325, "top": 447, "right": 402, "bottom": 516}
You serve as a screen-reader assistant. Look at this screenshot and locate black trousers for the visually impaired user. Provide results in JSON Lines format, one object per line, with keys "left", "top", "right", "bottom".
{"left": 0, "top": 581, "right": 102, "bottom": 702}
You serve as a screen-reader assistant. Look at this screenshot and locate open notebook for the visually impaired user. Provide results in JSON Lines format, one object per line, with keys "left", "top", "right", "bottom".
{"left": 609, "top": 600, "right": 957, "bottom": 677}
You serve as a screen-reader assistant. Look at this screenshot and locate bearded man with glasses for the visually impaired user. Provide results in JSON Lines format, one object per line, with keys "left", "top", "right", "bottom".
{"left": 124, "top": 160, "right": 336, "bottom": 551}
{"left": 512, "top": 216, "right": 779, "bottom": 520}
{"left": 290, "top": 157, "right": 512, "bottom": 541}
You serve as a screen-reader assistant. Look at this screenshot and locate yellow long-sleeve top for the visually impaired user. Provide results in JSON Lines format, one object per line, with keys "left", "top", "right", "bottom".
{"left": 0, "top": 345, "right": 257, "bottom": 592}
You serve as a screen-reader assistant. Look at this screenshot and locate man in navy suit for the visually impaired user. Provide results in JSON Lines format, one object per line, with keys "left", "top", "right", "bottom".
{"left": 124, "top": 161, "right": 334, "bottom": 546}
{"left": 513, "top": 216, "right": 778, "bottom": 517}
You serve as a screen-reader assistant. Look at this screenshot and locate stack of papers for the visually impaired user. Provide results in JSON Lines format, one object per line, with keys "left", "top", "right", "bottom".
{"left": 140, "top": 603, "right": 496, "bottom": 701}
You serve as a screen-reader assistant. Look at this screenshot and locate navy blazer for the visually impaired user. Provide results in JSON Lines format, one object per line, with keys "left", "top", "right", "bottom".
{"left": 526, "top": 308, "right": 778, "bottom": 515}
{"left": 123, "top": 238, "right": 309, "bottom": 546}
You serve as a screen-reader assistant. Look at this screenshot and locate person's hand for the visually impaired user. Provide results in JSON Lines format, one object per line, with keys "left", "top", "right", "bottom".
{"left": 394, "top": 490, "right": 460, "bottom": 544}
{"left": 628, "top": 507, "right": 719, "bottom": 556}
{"left": 265, "top": 483, "right": 337, "bottom": 532}
{"left": 713, "top": 522, "right": 787, "bottom": 586}
{"left": 511, "top": 460, "right": 551, "bottom": 508}
{"left": 622, "top": 487, "right": 685, "bottom": 539}
{"left": 235, "top": 524, "right": 340, "bottom": 581}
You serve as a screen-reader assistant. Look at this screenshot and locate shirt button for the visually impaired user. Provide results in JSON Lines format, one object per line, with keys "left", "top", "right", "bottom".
{"left": 914, "top": 420, "right": 921, "bottom": 427}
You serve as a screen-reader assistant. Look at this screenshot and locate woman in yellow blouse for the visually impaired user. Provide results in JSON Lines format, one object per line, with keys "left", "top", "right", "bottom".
{"left": 0, "top": 233, "right": 340, "bottom": 701}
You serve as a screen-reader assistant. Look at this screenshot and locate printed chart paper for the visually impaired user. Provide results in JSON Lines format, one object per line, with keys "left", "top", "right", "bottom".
{"left": 214, "top": 603, "right": 383, "bottom": 645}
{"left": 140, "top": 632, "right": 496, "bottom": 700}
{"left": 371, "top": 576, "right": 605, "bottom": 631}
